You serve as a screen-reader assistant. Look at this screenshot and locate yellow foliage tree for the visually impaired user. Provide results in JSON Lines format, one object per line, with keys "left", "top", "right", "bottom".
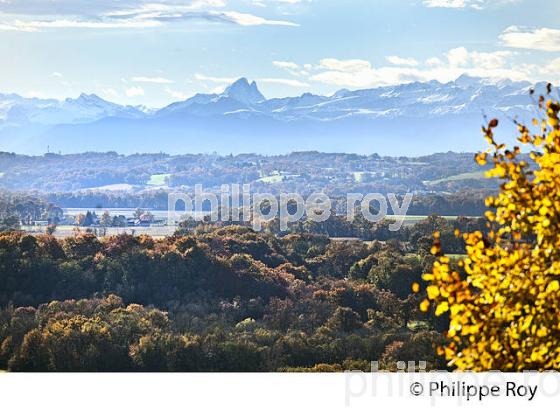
{"left": 418, "top": 88, "right": 560, "bottom": 371}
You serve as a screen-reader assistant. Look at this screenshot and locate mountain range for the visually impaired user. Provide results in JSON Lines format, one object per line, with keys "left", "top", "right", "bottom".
{"left": 0, "top": 76, "right": 546, "bottom": 156}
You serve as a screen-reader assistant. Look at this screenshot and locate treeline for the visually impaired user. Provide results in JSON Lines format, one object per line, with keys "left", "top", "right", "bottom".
{"left": 0, "top": 224, "right": 460, "bottom": 371}
{"left": 184, "top": 214, "right": 487, "bottom": 254}
{"left": 0, "top": 192, "right": 63, "bottom": 230}
{"left": 45, "top": 190, "right": 170, "bottom": 209}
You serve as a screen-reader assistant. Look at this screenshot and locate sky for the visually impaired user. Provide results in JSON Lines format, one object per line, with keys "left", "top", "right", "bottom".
{"left": 0, "top": 0, "right": 560, "bottom": 107}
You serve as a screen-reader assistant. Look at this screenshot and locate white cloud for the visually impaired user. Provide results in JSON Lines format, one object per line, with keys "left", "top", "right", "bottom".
{"left": 209, "top": 85, "right": 227, "bottom": 94}
{"left": 132, "top": 76, "right": 174, "bottom": 84}
{"left": 310, "top": 66, "right": 423, "bottom": 89}
{"left": 258, "top": 78, "right": 309, "bottom": 87}
{"left": 446, "top": 47, "right": 512, "bottom": 69}
{"left": 500, "top": 26, "right": 560, "bottom": 52}
{"left": 214, "top": 11, "right": 298, "bottom": 26}
{"left": 469, "top": 50, "right": 513, "bottom": 69}
{"left": 309, "top": 64, "right": 528, "bottom": 89}
{"left": 165, "top": 87, "right": 192, "bottom": 100}
{"left": 262, "top": 0, "right": 307, "bottom": 3}
{"left": 102, "top": 88, "right": 119, "bottom": 98}
{"left": 194, "top": 73, "right": 238, "bottom": 84}
{"left": 8, "top": 18, "right": 162, "bottom": 31}
{"left": 423, "top": 0, "right": 469, "bottom": 9}
{"left": 422, "top": 0, "right": 520, "bottom": 10}
{"left": 542, "top": 57, "right": 560, "bottom": 73}
{"left": 249, "top": 0, "right": 309, "bottom": 8}
{"left": 0, "top": 22, "right": 35, "bottom": 31}
{"left": 51, "top": 71, "right": 72, "bottom": 88}
{"left": 0, "top": 1, "right": 226, "bottom": 16}
{"left": 272, "top": 60, "right": 309, "bottom": 76}
{"left": 296, "top": 47, "right": 531, "bottom": 89}
{"left": 125, "top": 86, "right": 145, "bottom": 97}
{"left": 533, "top": 57, "right": 560, "bottom": 83}
{"left": 446, "top": 47, "right": 470, "bottom": 67}
{"left": 0, "top": 1, "right": 298, "bottom": 31}
{"left": 273, "top": 61, "right": 300, "bottom": 70}
{"left": 318, "top": 58, "right": 372, "bottom": 73}
{"left": 426, "top": 57, "right": 443, "bottom": 66}
{"left": 386, "top": 56, "right": 419, "bottom": 67}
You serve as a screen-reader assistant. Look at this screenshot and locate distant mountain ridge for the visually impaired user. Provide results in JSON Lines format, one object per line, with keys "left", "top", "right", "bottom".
{"left": 0, "top": 75, "right": 546, "bottom": 155}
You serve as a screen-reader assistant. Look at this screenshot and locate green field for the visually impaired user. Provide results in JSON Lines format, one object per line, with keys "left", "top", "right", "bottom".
{"left": 353, "top": 172, "right": 368, "bottom": 182}
{"left": 385, "top": 215, "right": 460, "bottom": 227}
{"left": 257, "top": 175, "right": 284, "bottom": 184}
{"left": 425, "top": 170, "right": 486, "bottom": 186}
{"left": 147, "top": 173, "right": 171, "bottom": 186}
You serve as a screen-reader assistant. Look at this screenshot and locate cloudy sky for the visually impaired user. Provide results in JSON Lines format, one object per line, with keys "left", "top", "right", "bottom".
{"left": 1, "top": 0, "right": 559, "bottom": 106}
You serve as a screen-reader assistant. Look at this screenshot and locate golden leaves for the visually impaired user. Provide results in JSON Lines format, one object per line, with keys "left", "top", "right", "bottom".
{"left": 435, "top": 301, "right": 449, "bottom": 316}
{"left": 475, "top": 152, "right": 488, "bottom": 166}
{"left": 422, "top": 92, "right": 560, "bottom": 371}
{"left": 427, "top": 285, "right": 440, "bottom": 299}
{"left": 546, "top": 280, "right": 559, "bottom": 293}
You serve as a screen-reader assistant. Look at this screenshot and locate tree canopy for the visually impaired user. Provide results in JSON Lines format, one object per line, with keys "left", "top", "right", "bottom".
{"left": 420, "top": 90, "right": 560, "bottom": 371}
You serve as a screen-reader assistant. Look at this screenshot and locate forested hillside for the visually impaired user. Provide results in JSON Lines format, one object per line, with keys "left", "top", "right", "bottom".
{"left": 0, "top": 151, "right": 495, "bottom": 194}
{"left": 0, "top": 220, "right": 476, "bottom": 371}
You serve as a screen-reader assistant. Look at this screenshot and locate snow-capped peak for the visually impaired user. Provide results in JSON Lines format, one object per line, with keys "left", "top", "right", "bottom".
{"left": 222, "top": 78, "right": 265, "bottom": 105}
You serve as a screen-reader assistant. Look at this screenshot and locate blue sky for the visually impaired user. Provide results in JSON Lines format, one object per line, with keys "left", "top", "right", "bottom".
{"left": 1, "top": 0, "right": 559, "bottom": 106}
